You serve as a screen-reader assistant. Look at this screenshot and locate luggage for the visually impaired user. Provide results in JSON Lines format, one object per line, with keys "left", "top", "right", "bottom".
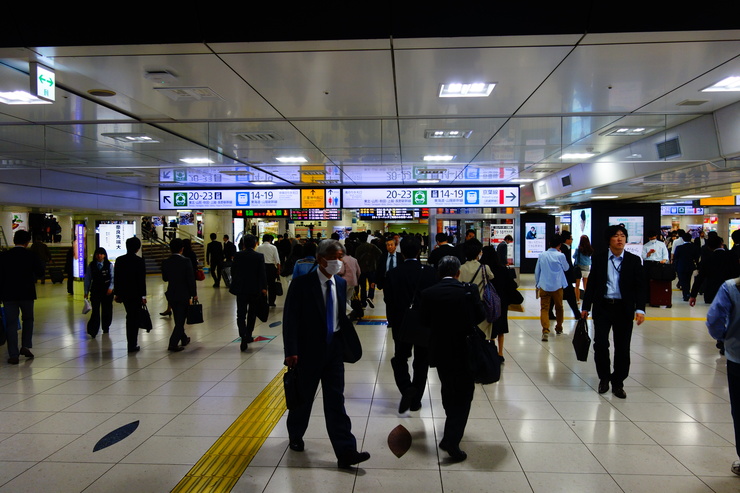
{"left": 649, "top": 279, "right": 672, "bottom": 308}
{"left": 49, "top": 268, "right": 64, "bottom": 284}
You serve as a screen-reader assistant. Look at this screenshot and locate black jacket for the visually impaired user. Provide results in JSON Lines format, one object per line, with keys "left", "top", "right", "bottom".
{"left": 582, "top": 249, "right": 646, "bottom": 318}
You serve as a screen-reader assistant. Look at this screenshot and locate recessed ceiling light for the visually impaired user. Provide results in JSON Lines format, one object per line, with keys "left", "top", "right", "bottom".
{"left": 591, "top": 195, "right": 619, "bottom": 199}
{"left": 423, "top": 155, "right": 454, "bottom": 162}
{"left": 561, "top": 153, "right": 596, "bottom": 160}
{"left": 510, "top": 178, "right": 534, "bottom": 183}
{"left": 102, "top": 133, "right": 160, "bottom": 143}
{"left": 439, "top": 82, "right": 495, "bottom": 98}
{"left": 0, "top": 90, "right": 52, "bottom": 105}
{"left": 180, "top": 158, "right": 213, "bottom": 164}
{"left": 417, "top": 179, "right": 440, "bottom": 184}
{"left": 276, "top": 156, "right": 307, "bottom": 163}
{"left": 601, "top": 126, "right": 659, "bottom": 137}
{"left": 681, "top": 194, "right": 711, "bottom": 199}
{"left": 250, "top": 180, "right": 274, "bottom": 185}
{"left": 424, "top": 129, "right": 473, "bottom": 139}
{"left": 701, "top": 76, "right": 740, "bottom": 92}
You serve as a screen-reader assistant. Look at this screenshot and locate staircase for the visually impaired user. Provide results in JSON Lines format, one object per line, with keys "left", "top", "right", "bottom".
{"left": 141, "top": 242, "right": 204, "bottom": 275}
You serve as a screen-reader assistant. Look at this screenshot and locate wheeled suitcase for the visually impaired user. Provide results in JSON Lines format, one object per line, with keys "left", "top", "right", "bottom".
{"left": 649, "top": 279, "right": 672, "bottom": 308}
{"left": 49, "top": 268, "right": 64, "bottom": 284}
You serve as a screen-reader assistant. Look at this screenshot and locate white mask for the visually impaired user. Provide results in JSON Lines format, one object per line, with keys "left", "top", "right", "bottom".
{"left": 324, "top": 259, "right": 343, "bottom": 276}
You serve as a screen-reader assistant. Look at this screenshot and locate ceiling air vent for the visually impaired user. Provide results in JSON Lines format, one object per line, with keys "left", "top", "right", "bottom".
{"left": 236, "top": 132, "right": 284, "bottom": 142}
{"left": 677, "top": 99, "right": 708, "bottom": 106}
{"left": 153, "top": 87, "right": 224, "bottom": 102}
{"left": 656, "top": 137, "right": 681, "bottom": 160}
{"left": 561, "top": 174, "right": 572, "bottom": 187}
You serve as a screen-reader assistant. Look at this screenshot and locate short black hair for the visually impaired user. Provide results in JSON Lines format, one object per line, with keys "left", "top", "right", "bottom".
{"left": 604, "top": 225, "right": 629, "bottom": 243}
{"left": 549, "top": 234, "right": 562, "bottom": 249}
{"left": 210, "top": 233, "right": 217, "bottom": 240}
{"left": 126, "top": 236, "right": 141, "bottom": 253}
{"left": 560, "top": 230, "right": 572, "bottom": 241}
{"left": 463, "top": 239, "right": 483, "bottom": 261}
{"left": 13, "top": 230, "right": 31, "bottom": 245}
{"left": 400, "top": 237, "right": 421, "bottom": 258}
{"left": 435, "top": 232, "right": 448, "bottom": 243}
{"left": 170, "top": 238, "right": 184, "bottom": 253}
{"left": 243, "top": 234, "right": 258, "bottom": 250}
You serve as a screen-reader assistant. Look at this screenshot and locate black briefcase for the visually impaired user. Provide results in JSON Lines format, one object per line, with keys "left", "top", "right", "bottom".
{"left": 139, "top": 304, "right": 153, "bottom": 332}
{"left": 283, "top": 366, "right": 302, "bottom": 410}
{"left": 572, "top": 317, "right": 591, "bottom": 362}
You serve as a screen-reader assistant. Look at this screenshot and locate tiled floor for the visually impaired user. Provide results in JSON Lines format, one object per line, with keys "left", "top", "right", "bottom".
{"left": 1, "top": 273, "right": 739, "bottom": 492}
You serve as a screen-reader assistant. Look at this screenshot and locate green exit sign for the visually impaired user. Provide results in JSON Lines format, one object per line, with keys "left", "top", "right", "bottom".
{"left": 30, "top": 63, "right": 55, "bottom": 102}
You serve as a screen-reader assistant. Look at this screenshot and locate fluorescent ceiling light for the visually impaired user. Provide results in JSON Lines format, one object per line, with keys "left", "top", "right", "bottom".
{"left": 417, "top": 179, "right": 440, "bottom": 184}
{"left": 510, "top": 178, "right": 534, "bottom": 183}
{"left": 102, "top": 133, "right": 160, "bottom": 143}
{"left": 591, "top": 195, "right": 619, "bottom": 199}
{"left": 439, "top": 82, "right": 495, "bottom": 98}
{"left": 276, "top": 156, "right": 307, "bottom": 163}
{"left": 681, "top": 194, "right": 711, "bottom": 199}
{"left": 560, "top": 153, "right": 596, "bottom": 160}
{"left": 424, "top": 129, "right": 473, "bottom": 139}
{"left": 701, "top": 76, "right": 740, "bottom": 92}
{"left": 601, "top": 126, "right": 658, "bottom": 137}
{"left": 250, "top": 180, "right": 274, "bottom": 185}
{"left": 0, "top": 90, "right": 53, "bottom": 105}
{"left": 423, "top": 155, "right": 454, "bottom": 162}
{"left": 180, "top": 158, "right": 213, "bottom": 164}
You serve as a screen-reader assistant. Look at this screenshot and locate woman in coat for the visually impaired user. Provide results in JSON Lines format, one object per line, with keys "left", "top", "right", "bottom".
{"left": 84, "top": 247, "right": 114, "bottom": 338}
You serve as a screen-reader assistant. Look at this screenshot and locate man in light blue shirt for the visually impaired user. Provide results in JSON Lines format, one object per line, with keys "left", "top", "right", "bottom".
{"left": 535, "top": 234, "right": 570, "bottom": 341}
{"left": 706, "top": 278, "right": 740, "bottom": 476}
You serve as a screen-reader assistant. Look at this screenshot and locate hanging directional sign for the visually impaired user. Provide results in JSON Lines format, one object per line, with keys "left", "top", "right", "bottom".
{"left": 29, "top": 63, "right": 55, "bottom": 102}
{"left": 342, "top": 186, "right": 519, "bottom": 208}
{"left": 159, "top": 189, "right": 301, "bottom": 210}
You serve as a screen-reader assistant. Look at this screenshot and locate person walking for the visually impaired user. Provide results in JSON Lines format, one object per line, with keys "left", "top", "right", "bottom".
{"left": 206, "top": 233, "right": 224, "bottom": 288}
{"left": 534, "top": 234, "right": 569, "bottom": 341}
{"left": 113, "top": 237, "right": 147, "bottom": 352}
{"left": 84, "top": 247, "right": 115, "bottom": 339}
{"left": 229, "top": 234, "right": 267, "bottom": 351}
{"left": 162, "top": 238, "right": 197, "bottom": 352}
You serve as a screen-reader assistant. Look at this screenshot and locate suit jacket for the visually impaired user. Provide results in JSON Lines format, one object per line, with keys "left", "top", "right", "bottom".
{"left": 283, "top": 270, "right": 356, "bottom": 365}
{"left": 376, "top": 251, "right": 405, "bottom": 290}
{"left": 420, "top": 278, "right": 485, "bottom": 367}
{"left": 206, "top": 240, "right": 223, "bottom": 265}
{"left": 691, "top": 248, "right": 740, "bottom": 301}
{"left": 582, "top": 249, "right": 646, "bottom": 318}
{"left": 427, "top": 243, "right": 456, "bottom": 269}
{"left": 161, "top": 254, "right": 197, "bottom": 302}
{"left": 383, "top": 260, "right": 437, "bottom": 328}
{"left": 561, "top": 243, "right": 575, "bottom": 283}
{"left": 229, "top": 248, "right": 266, "bottom": 297}
{"left": 114, "top": 252, "right": 146, "bottom": 301}
{"left": 223, "top": 241, "right": 237, "bottom": 261}
{"left": 0, "top": 246, "right": 45, "bottom": 301}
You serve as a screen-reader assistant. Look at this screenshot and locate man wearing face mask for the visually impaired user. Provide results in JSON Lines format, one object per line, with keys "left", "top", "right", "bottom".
{"left": 282, "top": 239, "right": 371, "bottom": 469}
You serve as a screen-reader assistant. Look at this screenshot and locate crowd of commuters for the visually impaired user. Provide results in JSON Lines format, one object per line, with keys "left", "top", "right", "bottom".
{"left": 6, "top": 223, "right": 740, "bottom": 475}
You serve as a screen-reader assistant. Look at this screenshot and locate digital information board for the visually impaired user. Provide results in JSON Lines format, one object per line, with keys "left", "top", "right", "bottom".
{"left": 342, "top": 187, "right": 519, "bottom": 208}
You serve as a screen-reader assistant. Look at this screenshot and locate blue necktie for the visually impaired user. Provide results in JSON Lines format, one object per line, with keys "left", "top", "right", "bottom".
{"left": 325, "top": 279, "right": 334, "bottom": 344}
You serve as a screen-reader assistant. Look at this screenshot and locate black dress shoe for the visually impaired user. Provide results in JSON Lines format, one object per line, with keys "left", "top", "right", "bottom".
{"left": 102, "top": 328, "right": 109, "bottom": 334}
{"left": 181, "top": 336, "right": 191, "bottom": 347}
{"left": 410, "top": 400, "right": 422, "bottom": 412}
{"left": 19, "top": 347, "right": 34, "bottom": 358}
{"left": 439, "top": 441, "right": 467, "bottom": 462}
{"left": 337, "top": 450, "right": 370, "bottom": 469}
{"left": 289, "top": 439, "right": 304, "bottom": 452}
{"left": 240, "top": 340, "right": 249, "bottom": 352}
{"left": 598, "top": 379, "right": 610, "bottom": 394}
{"left": 398, "top": 387, "right": 418, "bottom": 414}
{"left": 168, "top": 346, "right": 185, "bottom": 352}
{"left": 7, "top": 357, "right": 19, "bottom": 365}
{"left": 128, "top": 346, "right": 141, "bottom": 353}
{"left": 612, "top": 387, "right": 627, "bottom": 399}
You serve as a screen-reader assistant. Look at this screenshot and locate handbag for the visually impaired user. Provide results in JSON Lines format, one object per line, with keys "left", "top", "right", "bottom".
{"left": 186, "top": 298, "right": 204, "bottom": 324}
{"left": 82, "top": 298, "right": 92, "bottom": 315}
{"left": 255, "top": 294, "right": 269, "bottom": 323}
{"left": 465, "top": 326, "right": 502, "bottom": 384}
{"left": 470, "top": 264, "right": 502, "bottom": 323}
{"left": 139, "top": 304, "right": 153, "bottom": 332}
{"left": 195, "top": 269, "right": 206, "bottom": 281}
{"left": 283, "top": 366, "right": 302, "bottom": 410}
{"left": 340, "top": 318, "right": 363, "bottom": 363}
{"left": 572, "top": 317, "right": 591, "bottom": 362}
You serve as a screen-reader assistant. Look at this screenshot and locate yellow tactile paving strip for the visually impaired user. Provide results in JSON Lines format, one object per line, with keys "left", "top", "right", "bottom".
{"left": 171, "top": 368, "right": 287, "bottom": 493}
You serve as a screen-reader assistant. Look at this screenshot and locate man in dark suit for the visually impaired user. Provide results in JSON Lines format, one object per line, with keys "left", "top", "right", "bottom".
{"left": 420, "top": 255, "right": 485, "bottom": 462}
{"left": 206, "top": 233, "right": 224, "bottom": 288}
{"left": 384, "top": 238, "right": 437, "bottom": 413}
{"left": 222, "top": 234, "right": 237, "bottom": 288}
{"left": 689, "top": 234, "right": 740, "bottom": 305}
{"left": 229, "top": 234, "right": 267, "bottom": 351}
{"left": 114, "top": 237, "right": 147, "bottom": 353}
{"left": 375, "top": 237, "right": 404, "bottom": 291}
{"left": 282, "top": 239, "right": 370, "bottom": 469}
{"left": 162, "top": 238, "right": 197, "bottom": 352}
{"left": 0, "top": 230, "right": 45, "bottom": 364}
{"left": 581, "top": 225, "right": 646, "bottom": 399}
{"left": 427, "top": 232, "right": 456, "bottom": 269}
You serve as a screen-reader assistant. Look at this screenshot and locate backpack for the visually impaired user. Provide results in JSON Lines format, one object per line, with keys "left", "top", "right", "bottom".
{"left": 471, "top": 264, "right": 502, "bottom": 323}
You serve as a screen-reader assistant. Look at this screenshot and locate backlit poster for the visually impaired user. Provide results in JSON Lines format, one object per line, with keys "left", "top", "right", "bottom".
{"left": 609, "top": 216, "right": 644, "bottom": 258}
{"left": 525, "top": 222, "right": 546, "bottom": 258}
{"left": 571, "top": 208, "right": 591, "bottom": 244}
